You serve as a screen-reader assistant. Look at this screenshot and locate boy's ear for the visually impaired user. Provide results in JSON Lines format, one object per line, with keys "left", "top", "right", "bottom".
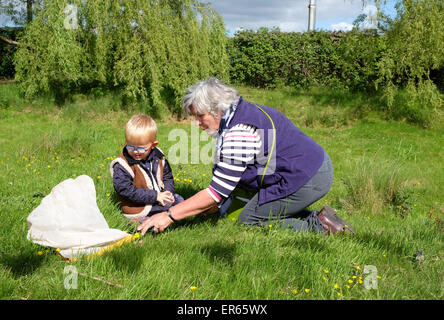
{"left": 151, "top": 141, "right": 159, "bottom": 148}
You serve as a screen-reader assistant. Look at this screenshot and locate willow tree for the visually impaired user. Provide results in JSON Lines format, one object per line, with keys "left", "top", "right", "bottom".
{"left": 375, "top": 0, "right": 444, "bottom": 126}
{"left": 14, "top": 0, "right": 229, "bottom": 113}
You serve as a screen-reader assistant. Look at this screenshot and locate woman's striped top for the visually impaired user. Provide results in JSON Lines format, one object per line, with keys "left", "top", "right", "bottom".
{"left": 206, "top": 123, "right": 262, "bottom": 202}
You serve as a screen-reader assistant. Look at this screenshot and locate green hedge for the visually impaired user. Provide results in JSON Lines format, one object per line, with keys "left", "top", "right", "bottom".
{"left": 227, "top": 28, "right": 386, "bottom": 91}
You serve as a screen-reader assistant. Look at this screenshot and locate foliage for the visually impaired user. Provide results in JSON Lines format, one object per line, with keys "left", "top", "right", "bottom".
{"left": 376, "top": 0, "right": 444, "bottom": 127}
{"left": 0, "top": 27, "right": 22, "bottom": 79}
{"left": 14, "top": 0, "right": 229, "bottom": 113}
{"left": 228, "top": 28, "right": 385, "bottom": 91}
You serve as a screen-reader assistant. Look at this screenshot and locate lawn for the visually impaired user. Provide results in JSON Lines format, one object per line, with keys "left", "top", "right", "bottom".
{"left": 0, "top": 83, "right": 443, "bottom": 300}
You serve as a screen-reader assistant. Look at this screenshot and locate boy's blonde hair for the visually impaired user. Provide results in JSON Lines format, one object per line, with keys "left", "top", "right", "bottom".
{"left": 125, "top": 114, "right": 157, "bottom": 145}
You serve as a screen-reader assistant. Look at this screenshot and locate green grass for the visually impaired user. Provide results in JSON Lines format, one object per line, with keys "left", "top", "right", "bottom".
{"left": 0, "top": 83, "right": 443, "bottom": 300}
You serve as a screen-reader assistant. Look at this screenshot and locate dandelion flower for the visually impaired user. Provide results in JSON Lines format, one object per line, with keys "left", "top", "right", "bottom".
{"left": 337, "top": 292, "right": 341, "bottom": 296}
{"left": 333, "top": 284, "right": 340, "bottom": 289}
{"left": 348, "top": 279, "right": 353, "bottom": 284}
{"left": 56, "top": 248, "right": 60, "bottom": 252}
{"left": 346, "top": 285, "right": 351, "bottom": 289}
{"left": 304, "top": 289, "right": 310, "bottom": 294}
{"left": 202, "top": 173, "right": 206, "bottom": 177}
{"left": 190, "top": 286, "right": 197, "bottom": 291}
{"left": 322, "top": 276, "right": 328, "bottom": 281}
{"left": 292, "top": 289, "right": 298, "bottom": 295}
{"left": 37, "top": 251, "right": 43, "bottom": 255}
{"left": 358, "top": 279, "right": 363, "bottom": 284}
{"left": 97, "top": 176, "right": 101, "bottom": 179}
{"left": 377, "top": 275, "right": 381, "bottom": 279}
{"left": 352, "top": 276, "right": 357, "bottom": 279}
{"left": 47, "top": 165, "right": 51, "bottom": 168}
{"left": 268, "top": 224, "right": 273, "bottom": 228}
{"left": 323, "top": 269, "right": 329, "bottom": 274}
{"left": 106, "top": 193, "right": 111, "bottom": 197}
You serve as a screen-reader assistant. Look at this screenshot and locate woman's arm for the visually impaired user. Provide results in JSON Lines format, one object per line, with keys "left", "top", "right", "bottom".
{"left": 137, "top": 188, "right": 217, "bottom": 235}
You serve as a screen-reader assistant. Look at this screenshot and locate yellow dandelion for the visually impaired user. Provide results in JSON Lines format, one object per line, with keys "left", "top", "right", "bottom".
{"left": 346, "top": 285, "right": 351, "bottom": 289}
{"left": 333, "top": 284, "right": 340, "bottom": 289}
{"left": 345, "top": 225, "right": 349, "bottom": 229}
{"left": 377, "top": 275, "right": 381, "bottom": 279}
{"left": 304, "top": 289, "right": 310, "bottom": 294}
{"left": 56, "top": 248, "right": 60, "bottom": 252}
{"left": 97, "top": 176, "right": 101, "bottom": 179}
{"left": 47, "top": 165, "right": 51, "bottom": 168}
{"left": 292, "top": 289, "right": 298, "bottom": 295}
{"left": 323, "top": 269, "right": 329, "bottom": 274}
{"left": 348, "top": 279, "right": 353, "bottom": 284}
{"left": 337, "top": 292, "right": 341, "bottom": 296}
{"left": 106, "top": 193, "right": 111, "bottom": 197}
{"left": 352, "top": 276, "right": 357, "bottom": 279}
{"left": 358, "top": 279, "right": 363, "bottom": 284}
{"left": 268, "top": 224, "right": 273, "bottom": 228}
{"left": 383, "top": 254, "right": 387, "bottom": 258}
{"left": 190, "top": 286, "right": 197, "bottom": 291}
{"left": 202, "top": 173, "right": 206, "bottom": 177}
{"left": 322, "top": 276, "right": 328, "bottom": 281}
{"left": 37, "top": 251, "right": 43, "bottom": 255}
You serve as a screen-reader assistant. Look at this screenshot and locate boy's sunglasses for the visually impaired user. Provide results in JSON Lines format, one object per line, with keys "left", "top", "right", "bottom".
{"left": 125, "top": 145, "right": 150, "bottom": 153}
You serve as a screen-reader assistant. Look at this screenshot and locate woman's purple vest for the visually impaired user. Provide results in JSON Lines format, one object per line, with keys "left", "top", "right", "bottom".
{"left": 225, "top": 98, "right": 325, "bottom": 205}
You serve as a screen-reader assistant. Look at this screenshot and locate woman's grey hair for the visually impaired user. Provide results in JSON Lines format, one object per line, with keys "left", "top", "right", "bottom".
{"left": 181, "top": 77, "right": 240, "bottom": 118}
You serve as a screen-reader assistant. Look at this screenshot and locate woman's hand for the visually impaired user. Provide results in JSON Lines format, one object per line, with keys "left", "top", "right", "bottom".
{"left": 138, "top": 211, "right": 173, "bottom": 235}
{"left": 138, "top": 189, "right": 218, "bottom": 235}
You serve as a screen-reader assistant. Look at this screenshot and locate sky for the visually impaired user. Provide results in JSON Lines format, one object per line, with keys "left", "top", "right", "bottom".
{"left": 209, "top": 0, "right": 398, "bottom": 35}
{"left": 0, "top": 0, "right": 399, "bottom": 34}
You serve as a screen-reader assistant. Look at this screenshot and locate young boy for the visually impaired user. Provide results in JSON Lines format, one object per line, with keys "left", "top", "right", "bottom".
{"left": 110, "top": 114, "right": 183, "bottom": 224}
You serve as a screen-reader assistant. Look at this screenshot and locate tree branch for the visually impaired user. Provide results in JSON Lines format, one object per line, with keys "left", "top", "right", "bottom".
{"left": 0, "top": 34, "right": 19, "bottom": 46}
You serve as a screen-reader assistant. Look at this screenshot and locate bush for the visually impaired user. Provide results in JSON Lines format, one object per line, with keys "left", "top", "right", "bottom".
{"left": 228, "top": 28, "right": 385, "bottom": 91}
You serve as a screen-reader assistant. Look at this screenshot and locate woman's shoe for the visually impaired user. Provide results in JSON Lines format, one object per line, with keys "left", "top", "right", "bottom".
{"left": 317, "top": 207, "right": 354, "bottom": 235}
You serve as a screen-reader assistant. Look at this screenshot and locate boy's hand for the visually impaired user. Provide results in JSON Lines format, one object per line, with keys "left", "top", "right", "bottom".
{"left": 157, "top": 191, "right": 174, "bottom": 206}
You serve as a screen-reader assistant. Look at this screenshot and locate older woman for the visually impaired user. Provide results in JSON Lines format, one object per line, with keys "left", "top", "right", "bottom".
{"left": 138, "top": 78, "right": 353, "bottom": 236}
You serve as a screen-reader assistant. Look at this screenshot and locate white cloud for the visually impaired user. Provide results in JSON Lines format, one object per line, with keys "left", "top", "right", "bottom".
{"left": 330, "top": 22, "right": 354, "bottom": 32}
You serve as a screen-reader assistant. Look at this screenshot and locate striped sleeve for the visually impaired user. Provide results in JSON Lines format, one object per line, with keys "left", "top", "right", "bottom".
{"left": 207, "top": 123, "right": 262, "bottom": 202}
